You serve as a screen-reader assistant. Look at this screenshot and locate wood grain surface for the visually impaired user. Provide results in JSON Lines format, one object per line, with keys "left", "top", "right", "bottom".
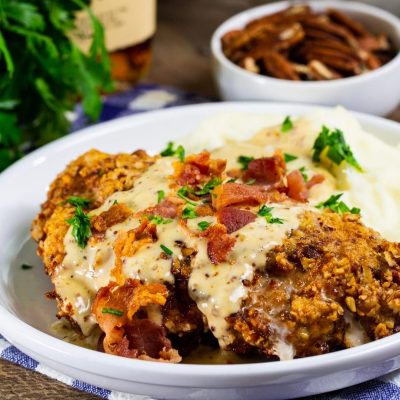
{"left": 1, "top": 1, "right": 399, "bottom": 399}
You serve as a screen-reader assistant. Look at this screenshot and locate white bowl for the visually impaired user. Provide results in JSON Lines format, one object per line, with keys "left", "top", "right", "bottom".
{"left": 211, "top": 1, "right": 400, "bottom": 116}
{"left": 1, "top": 102, "right": 400, "bottom": 400}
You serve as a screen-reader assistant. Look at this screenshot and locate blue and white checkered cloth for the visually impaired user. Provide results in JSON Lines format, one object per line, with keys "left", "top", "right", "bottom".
{"left": 2, "top": 84, "right": 400, "bottom": 399}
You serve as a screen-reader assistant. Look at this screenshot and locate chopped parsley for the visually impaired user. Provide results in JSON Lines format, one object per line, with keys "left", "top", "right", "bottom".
{"left": 66, "top": 206, "right": 92, "bottom": 248}
{"left": 316, "top": 194, "right": 361, "bottom": 215}
{"left": 177, "top": 186, "right": 200, "bottom": 206}
{"left": 195, "top": 177, "right": 222, "bottom": 195}
{"left": 238, "top": 155, "right": 255, "bottom": 170}
{"left": 63, "top": 196, "right": 91, "bottom": 209}
{"left": 160, "top": 141, "right": 185, "bottom": 162}
{"left": 257, "top": 205, "right": 284, "bottom": 224}
{"left": 299, "top": 166, "right": 308, "bottom": 182}
{"left": 112, "top": 200, "right": 118, "bottom": 206}
{"left": 182, "top": 206, "right": 198, "bottom": 219}
{"left": 21, "top": 264, "right": 33, "bottom": 270}
{"left": 157, "top": 190, "right": 165, "bottom": 203}
{"left": 102, "top": 307, "right": 124, "bottom": 317}
{"left": 312, "top": 126, "right": 362, "bottom": 172}
{"left": 197, "top": 221, "right": 211, "bottom": 231}
{"left": 147, "top": 215, "right": 172, "bottom": 225}
{"left": 226, "top": 177, "right": 237, "bottom": 183}
{"left": 281, "top": 116, "right": 293, "bottom": 132}
{"left": 284, "top": 153, "right": 298, "bottom": 163}
{"left": 160, "top": 244, "right": 173, "bottom": 256}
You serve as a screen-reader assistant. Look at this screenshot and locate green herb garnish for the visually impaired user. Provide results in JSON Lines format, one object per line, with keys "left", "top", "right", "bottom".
{"left": 299, "top": 166, "right": 308, "bottom": 182}
{"left": 195, "top": 177, "right": 222, "bottom": 195}
{"left": 63, "top": 196, "right": 91, "bottom": 209}
{"left": 312, "top": 126, "right": 362, "bottom": 172}
{"left": 284, "top": 153, "right": 298, "bottom": 163}
{"left": 160, "top": 244, "right": 173, "bottom": 256}
{"left": 226, "top": 178, "right": 237, "bottom": 183}
{"left": 182, "top": 206, "right": 198, "bottom": 219}
{"left": 197, "top": 221, "right": 211, "bottom": 231}
{"left": 281, "top": 116, "right": 293, "bottom": 133}
{"left": 238, "top": 155, "right": 254, "bottom": 170}
{"left": 160, "top": 141, "right": 185, "bottom": 161}
{"left": 147, "top": 215, "right": 172, "bottom": 225}
{"left": 66, "top": 206, "right": 91, "bottom": 248}
{"left": 177, "top": 186, "right": 199, "bottom": 206}
{"left": 157, "top": 190, "right": 165, "bottom": 203}
{"left": 21, "top": 264, "right": 33, "bottom": 270}
{"left": 0, "top": 1, "right": 113, "bottom": 172}
{"left": 316, "top": 194, "right": 361, "bottom": 215}
{"left": 257, "top": 205, "right": 284, "bottom": 224}
{"left": 102, "top": 307, "right": 123, "bottom": 317}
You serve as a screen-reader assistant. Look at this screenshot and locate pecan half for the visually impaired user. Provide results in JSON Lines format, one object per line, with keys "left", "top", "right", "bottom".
{"left": 262, "top": 52, "right": 300, "bottom": 80}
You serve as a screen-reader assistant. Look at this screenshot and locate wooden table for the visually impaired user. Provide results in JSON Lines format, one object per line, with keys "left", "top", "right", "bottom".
{"left": 1, "top": 1, "right": 399, "bottom": 399}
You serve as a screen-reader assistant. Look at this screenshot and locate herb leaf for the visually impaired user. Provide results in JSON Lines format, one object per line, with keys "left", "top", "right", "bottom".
{"left": 66, "top": 206, "right": 91, "bottom": 248}
{"left": 316, "top": 193, "right": 361, "bottom": 215}
{"left": 21, "top": 263, "right": 33, "bottom": 270}
{"left": 182, "top": 206, "right": 198, "bottom": 219}
{"left": 238, "top": 155, "right": 254, "bottom": 170}
{"left": 177, "top": 186, "right": 199, "bottom": 206}
{"left": 197, "top": 221, "right": 210, "bottom": 231}
{"left": 195, "top": 177, "right": 222, "bottom": 195}
{"left": 160, "top": 244, "right": 173, "bottom": 256}
{"left": 157, "top": 190, "right": 165, "bottom": 203}
{"left": 299, "top": 166, "right": 308, "bottom": 182}
{"left": 160, "top": 141, "right": 185, "bottom": 161}
{"left": 64, "top": 196, "right": 91, "bottom": 209}
{"left": 284, "top": 153, "right": 298, "bottom": 163}
{"left": 281, "top": 116, "right": 293, "bottom": 132}
{"left": 257, "top": 205, "right": 284, "bottom": 224}
{"left": 312, "top": 126, "right": 362, "bottom": 172}
{"left": 147, "top": 215, "right": 172, "bottom": 225}
{"left": 102, "top": 307, "right": 123, "bottom": 317}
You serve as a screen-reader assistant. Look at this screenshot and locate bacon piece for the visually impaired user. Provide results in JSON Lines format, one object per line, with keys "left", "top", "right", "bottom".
{"left": 145, "top": 199, "right": 180, "bottom": 219}
{"left": 212, "top": 183, "right": 285, "bottom": 210}
{"left": 112, "top": 220, "right": 157, "bottom": 283}
{"left": 173, "top": 151, "right": 226, "bottom": 186}
{"left": 218, "top": 207, "right": 256, "bottom": 234}
{"left": 93, "top": 279, "right": 181, "bottom": 362}
{"left": 203, "top": 223, "right": 236, "bottom": 264}
{"left": 287, "top": 170, "right": 308, "bottom": 201}
{"left": 243, "top": 153, "right": 286, "bottom": 185}
{"left": 195, "top": 203, "right": 214, "bottom": 217}
{"left": 306, "top": 174, "right": 325, "bottom": 190}
{"left": 91, "top": 204, "right": 132, "bottom": 234}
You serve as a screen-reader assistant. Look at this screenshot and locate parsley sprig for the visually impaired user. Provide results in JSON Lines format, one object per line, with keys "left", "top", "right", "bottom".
{"left": 147, "top": 215, "right": 172, "bottom": 225}
{"left": 299, "top": 166, "right": 308, "bottom": 182}
{"left": 63, "top": 196, "right": 91, "bottom": 209}
{"left": 160, "top": 142, "right": 185, "bottom": 162}
{"left": 102, "top": 307, "right": 123, "bottom": 317}
{"left": 157, "top": 190, "right": 165, "bottom": 203}
{"left": 312, "top": 126, "right": 362, "bottom": 172}
{"left": 195, "top": 177, "right": 222, "bottom": 195}
{"left": 316, "top": 194, "right": 361, "bottom": 215}
{"left": 197, "top": 221, "right": 210, "bottom": 231}
{"left": 284, "top": 153, "right": 298, "bottom": 163}
{"left": 281, "top": 116, "right": 293, "bottom": 132}
{"left": 160, "top": 244, "right": 173, "bottom": 256}
{"left": 182, "top": 206, "right": 198, "bottom": 219}
{"left": 257, "top": 205, "right": 284, "bottom": 224}
{"left": 66, "top": 206, "right": 91, "bottom": 248}
{"left": 238, "top": 155, "right": 254, "bottom": 170}
{"left": 177, "top": 186, "right": 200, "bottom": 206}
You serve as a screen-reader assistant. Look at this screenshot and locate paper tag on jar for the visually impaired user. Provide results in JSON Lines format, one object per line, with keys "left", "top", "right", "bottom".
{"left": 72, "top": 0, "right": 156, "bottom": 53}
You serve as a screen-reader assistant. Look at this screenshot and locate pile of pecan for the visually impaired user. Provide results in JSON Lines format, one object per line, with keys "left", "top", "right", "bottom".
{"left": 221, "top": 5, "right": 397, "bottom": 80}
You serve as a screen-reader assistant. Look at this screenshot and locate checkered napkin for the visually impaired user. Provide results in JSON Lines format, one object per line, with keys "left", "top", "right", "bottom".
{"left": 2, "top": 84, "right": 400, "bottom": 400}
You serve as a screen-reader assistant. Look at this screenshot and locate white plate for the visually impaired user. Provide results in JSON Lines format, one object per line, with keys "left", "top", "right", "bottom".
{"left": 1, "top": 102, "right": 400, "bottom": 400}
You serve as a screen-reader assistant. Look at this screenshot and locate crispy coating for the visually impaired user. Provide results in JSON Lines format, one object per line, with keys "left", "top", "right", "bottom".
{"left": 32, "top": 149, "right": 154, "bottom": 276}
{"left": 229, "top": 211, "right": 400, "bottom": 359}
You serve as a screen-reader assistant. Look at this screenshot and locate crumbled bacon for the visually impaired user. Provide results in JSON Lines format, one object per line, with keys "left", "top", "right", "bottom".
{"left": 173, "top": 151, "right": 226, "bottom": 186}
{"left": 145, "top": 199, "right": 180, "bottom": 219}
{"left": 287, "top": 170, "right": 325, "bottom": 201}
{"left": 203, "top": 223, "right": 236, "bottom": 264}
{"left": 91, "top": 204, "right": 132, "bottom": 234}
{"left": 92, "top": 279, "right": 181, "bottom": 362}
{"left": 212, "top": 182, "right": 286, "bottom": 210}
{"left": 243, "top": 152, "right": 286, "bottom": 185}
{"left": 218, "top": 207, "right": 256, "bottom": 234}
{"left": 195, "top": 203, "right": 214, "bottom": 217}
{"left": 306, "top": 174, "right": 325, "bottom": 190}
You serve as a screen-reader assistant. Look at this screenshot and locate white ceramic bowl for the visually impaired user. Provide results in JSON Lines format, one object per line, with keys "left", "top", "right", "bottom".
{"left": 1, "top": 102, "right": 400, "bottom": 400}
{"left": 211, "top": 1, "right": 400, "bottom": 116}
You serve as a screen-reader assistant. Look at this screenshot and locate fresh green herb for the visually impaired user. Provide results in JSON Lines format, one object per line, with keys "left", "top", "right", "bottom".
{"left": 147, "top": 215, "right": 172, "bottom": 225}
{"left": 177, "top": 186, "right": 199, "bottom": 206}
{"left": 160, "top": 244, "right": 173, "bottom": 256}
{"left": 284, "top": 153, "right": 298, "bottom": 163}
{"left": 316, "top": 193, "right": 361, "bottom": 215}
{"left": 238, "top": 155, "right": 255, "bottom": 170}
{"left": 102, "top": 307, "right": 123, "bottom": 317}
{"left": 160, "top": 141, "right": 185, "bottom": 161}
{"left": 66, "top": 206, "right": 91, "bottom": 248}
{"left": 195, "top": 177, "right": 222, "bottom": 195}
{"left": 246, "top": 178, "right": 256, "bottom": 185}
{"left": 226, "top": 178, "right": 237, "bottom": 183}
{"left": 299, "top": 166, "right": 308, "bottom": 182}
{"left": 157, "top": 190, "right": 165, "bottom": 203}
{"left": 63, "top": 196, "right": 91, "bottom": 209}
{"left": 197, "top": 221, "right": 211, "bottom": 231}
{"left": 21, "top": 263, "right": 33, "bottom": 270}
{"left": 281, "top": 116, "right": 293, "bottom": 133}
{"left": 312, "top": 126, "right": 362, "bottom": 172}
{"left": 257, "top": 205, "right": 284, "bottom": 224}
{"left": 0, "top": 1, "right": 113, "bottom": 172}
{"left": 112, "top": 199, "right": 118, "bottom": 205}
{"left": 182, "top": 206, "right": 198, "bottom": 219}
